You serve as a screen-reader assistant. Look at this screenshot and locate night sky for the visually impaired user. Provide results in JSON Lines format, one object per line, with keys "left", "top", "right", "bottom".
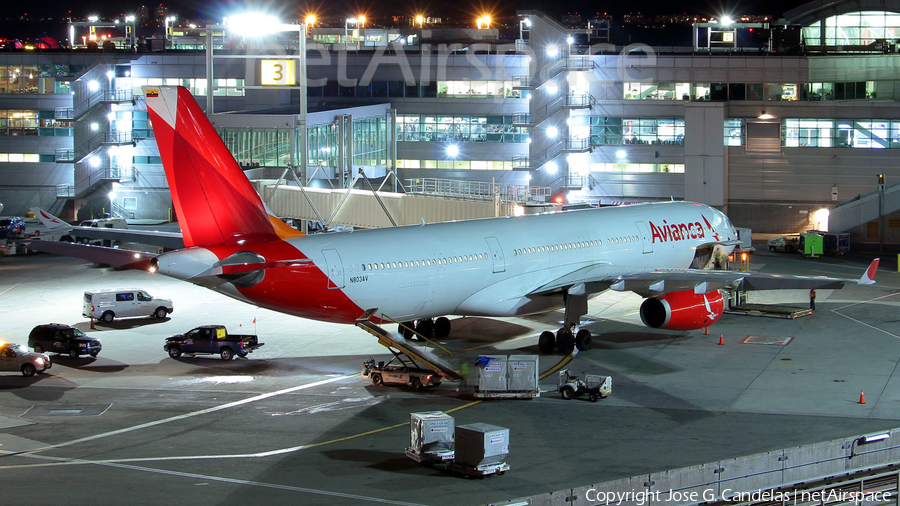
{"left": 1, "top": 0, "right": 811, "bottom": 24}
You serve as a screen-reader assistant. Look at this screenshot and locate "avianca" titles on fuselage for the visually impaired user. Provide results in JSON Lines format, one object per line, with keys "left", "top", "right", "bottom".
{"left": 649, "top": 215, "right": 718, "bottom": 243}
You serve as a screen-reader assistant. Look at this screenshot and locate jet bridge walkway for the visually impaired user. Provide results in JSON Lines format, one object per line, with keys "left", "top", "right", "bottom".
{"left": 356, "top": 318, "right": 464, "bottom": 381}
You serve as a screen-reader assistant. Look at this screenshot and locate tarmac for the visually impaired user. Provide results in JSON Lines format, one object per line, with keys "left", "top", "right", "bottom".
{"left": 1, "top": 244, "right": 900, "bottom": 506}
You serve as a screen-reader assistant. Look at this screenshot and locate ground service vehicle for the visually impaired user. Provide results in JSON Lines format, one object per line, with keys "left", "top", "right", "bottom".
{"left": 83, "top": 289, "right": 174, "bottom": 322}
{"left": 767, "top": 234, "right": 800, "bottom": 253}
{"left": 0, "top": 217, "right": 25, "bottom": 238}
{"left": 164, "top": 325, "right": 263, "bottom": 360}
{"left": 799, "top": 232, "right": 824, "bottom": 257}
{"left": 558, "top": 369, "right": 612, "bottom": 402}
{"left": 28, "top": 324, "right": 102, "bottom": 359}
{"left": 75, "top": 217, "right": 127, "bottom": 244}
{"left": 362, "top": 358, "right": 442, "bottom": 389}
{"left": 0, "top": 342, "right": 51, "bottom": 376}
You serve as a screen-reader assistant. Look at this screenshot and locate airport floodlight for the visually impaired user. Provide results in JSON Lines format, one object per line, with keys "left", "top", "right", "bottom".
{"left": 523, "top": 18, "right": 532, "bottom": 27}
{"left": 88, "top": 80, "right": 100, "bottom": 92}
{"left": 546, "top": 126, "right": 558, "bottom": 139}
{"left": 90, "top": 122, "right": 99, "bottom": 132}
{"left": 107, "top": 112, "right": 115, "bottom": 122}
{"left": 566, "top": 35, "right": 574, "bottom": 45}
{"left": 546, "top": 161, "right": 558, "bottom": 174}
{"left": 546, "top": 44, "right": 559, "bottom": 57}
{"left": 106, "top": 70, "right": 115, "bottom": 79}
{"left": 546, "top": 82, "right": 559, "bottom": 95}
{"left": 109, "top": 191, "right": 117, "bottom": 201}
{"left": 88, "top": 15, "right": 99, "bottom": 22}
{"left": 477, "top": 15, "right": 491, "bottom": 29}
{"left": 616, "top": 150, "right": 626, "bottom": 159}
{"left": 720, "top": 15, "right": 734, "bottom": 25}
{"left": 415, "top": 15, "right": 425, "bottom": 27}
{"left": 347, "top": 17, "right": 357, "bottom": 24}
{"left": 125, "top": 15, "right": 135, "bottom": 22}
{"left": 526, "top": 137, "right": 532, "bottom": 144}
{"left": 859, "top": 432, "right": 890, "bottom": 444}
{"left": 758, "top": 110, "right": 774, "bottom": 119}
{"left": 446, "top": 144, "right": 459, "bottom": 157}
{"left": 189, "top": 24, "right": 196, "bottom": 28}
{"left": 305, "top": 14, "right": 317, "bottom": 27}
{"left": 358, "top": 15, "right": 366, "bottom": 25}
{"left": 227, "top": 13, "right": 281, "bottom": 36}
{"left": 90, "top": 156, "right": 101, "bottom": 167}
{"left": 166, "top": 15, "right": 177, "bottom": 22}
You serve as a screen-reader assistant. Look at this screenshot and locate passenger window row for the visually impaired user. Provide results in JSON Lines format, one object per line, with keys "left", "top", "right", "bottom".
{"left": 362, "top": 252, "right": 489, "bottom": 272}
{"left": 512, "top": 235, "right": 639, "bottom": 257}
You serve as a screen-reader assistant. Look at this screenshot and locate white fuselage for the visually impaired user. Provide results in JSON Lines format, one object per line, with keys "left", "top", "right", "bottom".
{"left": 262, "top": 201, "right": 736, "bottom": 322}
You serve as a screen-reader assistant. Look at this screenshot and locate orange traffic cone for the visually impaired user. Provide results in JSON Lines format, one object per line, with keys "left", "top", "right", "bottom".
{"left": 704, "top": 327, "right": 709, "bottom": 335}
{"left": 859, "top": 390, "right": 866, "bottom": 404}
{"left": 90, "top": 316, "right": 95, "bottom": 330}
{"left": 718, "top": 333, "right": 724, "bottom": 345}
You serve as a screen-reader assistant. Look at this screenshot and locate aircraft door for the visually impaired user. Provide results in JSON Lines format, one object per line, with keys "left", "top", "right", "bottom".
{"left": 321, "top": 249, "right": 345, "bottom": 289}
{"left": 484, "top": 236, "right": 506, "bottom": 273}
{"left": 635, "top": 221, "right": 653, "bottom": 254}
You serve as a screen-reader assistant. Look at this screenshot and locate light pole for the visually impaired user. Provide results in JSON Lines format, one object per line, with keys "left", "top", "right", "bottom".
{"left": 164, "top": 16, "right": 176, "bottom": 49}
{"left": 358, "top": 15, "right": 366, "bottom": 48}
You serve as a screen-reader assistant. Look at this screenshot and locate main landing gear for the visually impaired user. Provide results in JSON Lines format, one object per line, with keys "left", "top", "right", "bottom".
{"left": 537, "top": 287, "right": 592, "bottom": 355}
{"left": 398, "top": 317, "right": 451, "bottom": 340}
{"left": 538, "top": 326, "right": 592, "bottom": 354}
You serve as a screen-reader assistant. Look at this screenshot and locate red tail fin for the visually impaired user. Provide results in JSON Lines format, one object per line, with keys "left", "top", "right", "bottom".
{"left": 142, "top": 86, "right": 301, "bottom": 247}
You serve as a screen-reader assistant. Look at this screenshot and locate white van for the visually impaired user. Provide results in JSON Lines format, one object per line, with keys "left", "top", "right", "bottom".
{"left": 83, "top": 289, "right": 174, "bottom": 322}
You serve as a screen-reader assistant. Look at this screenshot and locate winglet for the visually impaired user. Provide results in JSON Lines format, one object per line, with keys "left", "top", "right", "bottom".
{"left": 30, "top": 207, "right": 70, "bottom": 230}
{"left": 858, "top": 258, "right": 880, "bottom": 285}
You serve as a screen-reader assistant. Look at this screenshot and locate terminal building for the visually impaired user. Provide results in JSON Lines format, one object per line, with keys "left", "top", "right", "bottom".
{"left": 3, "top": 0, "right": 900, "bottom": 245}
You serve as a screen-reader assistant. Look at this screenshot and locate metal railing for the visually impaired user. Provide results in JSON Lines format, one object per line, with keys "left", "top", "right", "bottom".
{"left": 54, "top": 107, "right": 74, "bottom": 120}
{"left": 56, "top": 184, "right": 75, "bottom": 198}
{"left": 111, "top": 202, "right": 134, "bottom": 219}
{"left": 74, "top": 89, "right": 134, "bottom": 119}
{"left": 513, "top": 56, "right": 598, "bottom": 90}
{"left": 55, "top": 149, "right": 75, "bottom": 162}
{"left": 512, "top": 137, "right": 591, "bottom": 169}
{"left": 404, "top": 178, "right": 550, "bottom": 203}
{"left": 512, "top": 93, "right": 596, "bottom": 127}
{"left": 74, "top": 166, "right": 133, "bottom": 197}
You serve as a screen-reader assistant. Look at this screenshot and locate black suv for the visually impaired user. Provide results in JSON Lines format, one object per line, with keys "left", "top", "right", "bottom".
{"left": 28, "top": 324, "right": 102, "bottom": 359}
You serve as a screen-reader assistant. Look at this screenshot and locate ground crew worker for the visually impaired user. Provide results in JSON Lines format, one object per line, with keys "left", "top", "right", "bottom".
{"left": 809, "top": 289, "right": 816, "bottom": 311}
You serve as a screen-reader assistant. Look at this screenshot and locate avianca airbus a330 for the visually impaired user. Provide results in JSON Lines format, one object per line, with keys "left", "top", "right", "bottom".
{"left": 29, "top": 86, "right": 880, "bottom": 354}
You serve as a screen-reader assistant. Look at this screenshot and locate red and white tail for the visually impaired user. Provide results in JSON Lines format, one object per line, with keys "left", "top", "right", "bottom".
{"left": 858, "top": 258, "right": 880, "bottom": 285}
{"left": 30, "top": 207, "right": 70, "bottom": 230}
{"left": 142, "top": 86, "right": 302, "bottom": 248}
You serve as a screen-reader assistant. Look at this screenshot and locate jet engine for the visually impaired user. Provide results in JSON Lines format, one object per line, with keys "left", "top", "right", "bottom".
{"left": 639, "top": 290, "right": 724, "bottom": 330}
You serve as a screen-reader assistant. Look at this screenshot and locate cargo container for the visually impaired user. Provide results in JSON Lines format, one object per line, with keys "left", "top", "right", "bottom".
{"left": 406, "top": 411, "right": 455, "bottom": 463}
{"left": 473, "top": 355, "right": 539, "bottom": 399}
{"left": 446, "top": 423, "right": 510, "bottom": 476}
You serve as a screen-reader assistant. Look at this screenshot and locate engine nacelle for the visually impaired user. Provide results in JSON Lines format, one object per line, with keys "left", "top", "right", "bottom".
{"left": 639, "top": 290, "right": 724, "bottom": 330}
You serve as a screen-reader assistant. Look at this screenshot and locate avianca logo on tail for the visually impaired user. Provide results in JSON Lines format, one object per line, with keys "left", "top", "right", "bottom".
{"left": 40, "top": 210, "right": 64, "bottom": 226}
{"left": 649, "top": 216, "right": 715, "bottom": 243}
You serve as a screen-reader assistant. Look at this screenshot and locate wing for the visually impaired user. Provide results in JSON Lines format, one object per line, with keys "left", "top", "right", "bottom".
{"left": 530, "top": 259, "right": 880, "bottom": 297}
{"left": 66, "top": 227, "right": 185, "bottom": 249}
{"left": 25, "top": 241, "right": 157, "bottom": 269}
